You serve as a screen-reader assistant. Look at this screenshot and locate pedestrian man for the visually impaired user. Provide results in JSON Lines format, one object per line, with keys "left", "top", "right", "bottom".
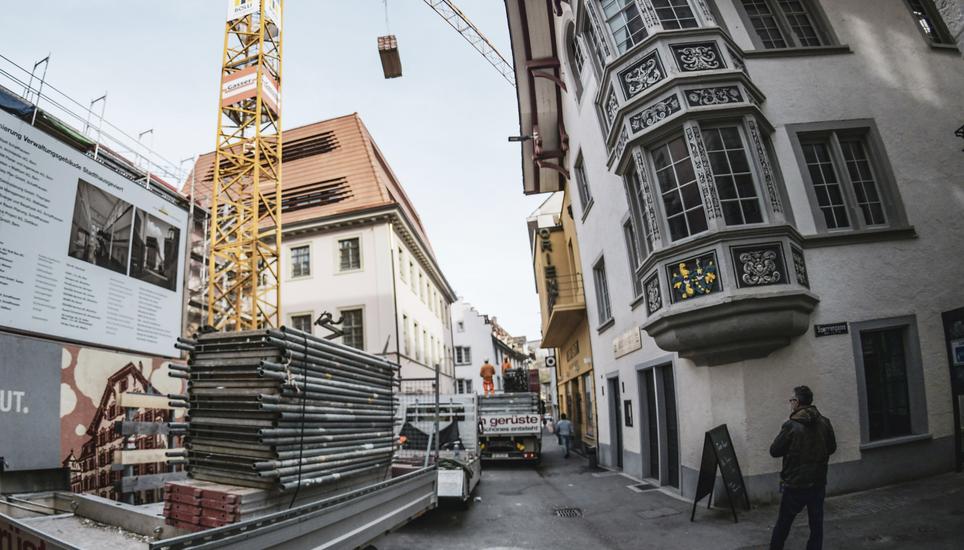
{"left": 556, "top": 413, "right": 573, "bottom": 458}
{"left": 479, "top": 359, "right": 496, "bottom": 397}
{"left": 769, "top": 385, "right": 836, "bottom": 550}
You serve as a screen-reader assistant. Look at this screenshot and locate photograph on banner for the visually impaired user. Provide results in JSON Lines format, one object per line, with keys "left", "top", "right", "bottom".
{"left": 67, "top": 179, "right": 134, "bottom": 275}
{"left": 130, "top": 210, "right": 181, "bottom": 292}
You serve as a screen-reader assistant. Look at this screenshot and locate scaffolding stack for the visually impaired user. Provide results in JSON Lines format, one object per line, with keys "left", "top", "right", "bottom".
{"left": 165, "top": 327, "right": 399, "bottom": 529}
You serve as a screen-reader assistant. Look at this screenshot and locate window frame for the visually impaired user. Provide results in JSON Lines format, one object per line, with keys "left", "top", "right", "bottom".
{"left": 288, "top": 243, "right": 312, "bottom": 279}
{"left": 289, "top": 312, "right": 314, "bottom": 334}
{"left": 398, "top": 247, "right": 406, "bottom": 282}
{"left": 598, "top": 0, "right": 648, "bottom": 54}
{"left": 566, "top": 23, "right": 587, "bottom": 100}
{"left": 338, "top": 307, "right": 365, "bottom": 350}
{"left": 851, "top": 316, "right": 929, "bottom": 448}
{"left": 573, "top": 154, "right": 594, "bottom": 219}
{"left": 592, "top": 256, "right": 614, "bottom": 327}
{"left": 903, "top": 0, "right": 957, "bottom": 47}
{"left": 699, "top": 122, "right": 768, "bottom": 228}
{"left": 336, "top": 236, "right": 362, "bottom": 273}
{"left": 402, "top": 313, "right": 411, "bottom": 356}
{"left": 787, "top": 120, "right": 908, "bottom": 235}
{"left": 651, "top": 0, "right": 700, "bottom": 31}
{"left": 622, "top": 216, "right": 644, "bottom": 298}
{"left": 648, "top": 133, "right": 709, "bottom": 243}
{"left": 735, "top": 0, "right": 837, "bottom": 51}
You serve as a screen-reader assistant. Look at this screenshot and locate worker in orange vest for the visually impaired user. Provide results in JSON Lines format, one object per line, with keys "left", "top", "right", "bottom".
{"left": 501, "top": 357, "right": 512, "bottom": 376}
{"left": 480, "top": 359, "right": 496, "bottom": 397}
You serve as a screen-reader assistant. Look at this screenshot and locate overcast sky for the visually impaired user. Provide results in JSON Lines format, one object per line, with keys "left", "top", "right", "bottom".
{"left": 5, "top": 1, "right": 546, "bottom": 339}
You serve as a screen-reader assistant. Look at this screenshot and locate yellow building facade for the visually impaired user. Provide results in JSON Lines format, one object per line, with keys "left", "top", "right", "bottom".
{"left": 529, "top": 190, "right": 596, "bottom": 452}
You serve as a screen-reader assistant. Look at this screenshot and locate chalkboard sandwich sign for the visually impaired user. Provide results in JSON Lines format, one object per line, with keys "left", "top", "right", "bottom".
{"left": 690, "top": 424, "right": 751, "bottom": 523}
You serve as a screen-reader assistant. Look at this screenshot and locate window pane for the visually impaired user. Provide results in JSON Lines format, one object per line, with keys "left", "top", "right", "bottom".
{"left": 341, "top": 309, "right": 364, "bottom": 350}
{"left": 840, "top": 140, "right": 886, "bottom": 226}
{"left": 570, "top": 33, "right": 586, "bottom": 75}
{"left": 861, "top": 328, "right": 912, "bottom": 441}
{"left": 290, "top": 314, "right": 312, "bottom": 333}
{"left": 906, "top": 0, "right": 952, "bottom": 44}
{"left": 574, "top": 159, "right": 593, "bottom": 211}
{"left": 652, "top": 0, "right": 698, "bottom": 30}
{"left": 741, "top": 0, "right": 789, "bottom": 48}
{"left": 624, "top": 170, "right": 653, "bottom": 258}
{"left": 592, "top": 259, "right": 612, "bottom": 323}
{"left": 291, "top": 245, "right": 310, "bottom": 277}
{"left": 701, "top": 127, "right": 763, "bottom": 226}
{"left": 802, "top": 142, "right": 850, "bottom": 229}
{"left": 339, "top": 238, "right": 360, "bottom": 271}
{"left": 654, "top": 136, "right": 706, "bottom": 241}
{"left": 601, "top": 0, "right": 647, "bottom": 52}
{"left": 623, "top": 220, "right": 643, "bottom": 296}
{"left": 777, "top": 0, "right": 823, "bottom": 46}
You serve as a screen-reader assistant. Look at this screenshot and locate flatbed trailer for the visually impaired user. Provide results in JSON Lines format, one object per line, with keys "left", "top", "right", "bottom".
{"left": 0, "top": 468, "right": 436, "bottom": 550}
{"left": 478, "top": 392, "right": 542, "bottom": 462}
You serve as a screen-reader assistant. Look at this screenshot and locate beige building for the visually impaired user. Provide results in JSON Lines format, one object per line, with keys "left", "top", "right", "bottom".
{"left": 528, "top": 191, "right": 597, "bottom": 452}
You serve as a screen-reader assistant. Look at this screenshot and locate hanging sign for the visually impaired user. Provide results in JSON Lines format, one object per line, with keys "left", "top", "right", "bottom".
{"left": 227, "top": 0, "right": 280, "bottom": 26}
{"left": 221, "top": 66, "right": 280, "bottom": 115}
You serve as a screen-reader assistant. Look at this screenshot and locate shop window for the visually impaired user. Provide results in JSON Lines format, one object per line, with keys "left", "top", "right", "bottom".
{"left": 852, "top": 316, "right": 928, "bottom": 445}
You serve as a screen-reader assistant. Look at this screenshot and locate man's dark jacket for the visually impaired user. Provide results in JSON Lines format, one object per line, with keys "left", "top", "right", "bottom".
{"left": 769, "top": 405, "right": 837, "bottom": 488}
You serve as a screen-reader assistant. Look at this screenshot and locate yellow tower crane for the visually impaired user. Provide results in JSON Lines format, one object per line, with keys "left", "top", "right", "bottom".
{"left": 207, "top": 0, "right": 284, "bottom": 331}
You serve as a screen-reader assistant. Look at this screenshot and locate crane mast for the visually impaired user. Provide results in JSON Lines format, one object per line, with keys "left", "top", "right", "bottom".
{"left": 207, "top": 0, "right": 284, "bottom": 331}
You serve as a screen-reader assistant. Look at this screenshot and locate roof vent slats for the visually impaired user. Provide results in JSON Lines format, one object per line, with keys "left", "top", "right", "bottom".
{"left": 281, "top": 177, "right": 352, "bottom": 212}
{"left": 201, "top": 131, "right": 341, "bottom": 182}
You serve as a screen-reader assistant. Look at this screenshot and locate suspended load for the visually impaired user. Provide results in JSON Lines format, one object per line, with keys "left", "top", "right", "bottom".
{"left": 378, "top": 34, "right": 402, "bottom": 79}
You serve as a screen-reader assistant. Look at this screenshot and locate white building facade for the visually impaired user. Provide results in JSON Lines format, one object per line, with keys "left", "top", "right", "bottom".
{"left": 452, "top": 300, "right": 528, "bottom": 395}
{"left": 505, "top": 0, "right": 964, "bottom": 502}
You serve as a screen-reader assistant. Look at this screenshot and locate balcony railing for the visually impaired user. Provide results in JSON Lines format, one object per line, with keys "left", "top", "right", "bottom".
{"left": 547, "top": 273, "right": 585, "bottom": 312}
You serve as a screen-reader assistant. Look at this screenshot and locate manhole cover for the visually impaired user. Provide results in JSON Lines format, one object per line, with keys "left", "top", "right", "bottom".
{"left": 553, "top": 507, "right": 583, "bottom": 518}
{"left": 627, "top": 483, "right": 658, "bottom": 493}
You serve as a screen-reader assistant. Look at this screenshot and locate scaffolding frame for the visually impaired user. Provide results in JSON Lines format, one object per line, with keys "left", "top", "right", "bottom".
{"left": 207, "top": 0, "right": 284, "bottom": 331}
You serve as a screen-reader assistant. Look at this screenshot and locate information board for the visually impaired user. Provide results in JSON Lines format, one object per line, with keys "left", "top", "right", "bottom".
{"left": 0, "top": 109, "right": 187, "bottom": 357}
{"left": 690, "top": 424, "right": 751, "bottom": 523}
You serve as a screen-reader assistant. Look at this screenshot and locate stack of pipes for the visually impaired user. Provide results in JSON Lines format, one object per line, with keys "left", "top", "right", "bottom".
{"left": 175, "top": 327, "right": 398, "bottom": 493}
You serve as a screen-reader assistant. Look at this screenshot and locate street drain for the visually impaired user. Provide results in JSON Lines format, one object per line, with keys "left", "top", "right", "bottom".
{"left": 553, "top": 507, "right": 583, "bottom": 518}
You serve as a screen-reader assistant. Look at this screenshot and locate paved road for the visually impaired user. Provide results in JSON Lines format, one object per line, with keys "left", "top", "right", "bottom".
{"left": 376, "top": 434, "right": 964, "bottom": 549}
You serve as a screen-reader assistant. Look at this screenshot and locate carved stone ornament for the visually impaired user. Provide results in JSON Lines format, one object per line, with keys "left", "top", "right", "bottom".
{"left": 731, "top": 243, "right": 788, "bottom": 288}
{"left": 728, "top": 47, "right": 747, "bottom": 74}
{"left": 629, "top": 95, "right": 681, "bottom": 133}
{"left": 615, "top": 126, "right": 630, "bottom": 161}
{"left": 644, "top": 272, "right": 662, "bottom": 316}
{"left": 746, "top": 118, "right": 783, "bottom": 213}
{"left": 618, "top": 51, "right": 665, "bottom": 100}
{"left": 605, "top": 89, "right": 619, "bottom": 126}
{"left": 632, "top": 148, "right": 661, "bottom": 244}
{"left": 791, "top": 246, "right": 810, "bottom": 288}
{"left": 684, "top": 125, "right": 722, "bottom": 220}
{"left": 671, "top": 42, "right": 725, "bottom": 72}
{"left": 685, "top": 86, "right": 743, "bottom": 107}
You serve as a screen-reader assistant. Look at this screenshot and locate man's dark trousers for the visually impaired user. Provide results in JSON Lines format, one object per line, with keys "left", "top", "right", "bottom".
{"left": 769, "top": 485, "right": 825, "bottom": 550}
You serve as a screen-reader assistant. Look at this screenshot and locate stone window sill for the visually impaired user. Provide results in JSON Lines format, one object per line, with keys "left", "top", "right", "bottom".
{"left": 630, "top": 292, "right": 646, "bottom": 311}
{"left": 859, "top": 432, "right": 932, "bottom": 451}
{"left": 927, "top": 42, "right": 959, "bottom": 52}
{"left": 597, "top": 318, "right": 615, "bottom": 334}
{"left": 803, "top": 226, "right": 917, "bottom": 249}
{"left": 743, "top": 45, "right": 852, "bottom": 58}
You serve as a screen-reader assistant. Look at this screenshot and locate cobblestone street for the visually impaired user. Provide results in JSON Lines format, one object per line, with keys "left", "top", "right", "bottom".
{"left": 378, "top": 435, "right": 964, "bottom": 550}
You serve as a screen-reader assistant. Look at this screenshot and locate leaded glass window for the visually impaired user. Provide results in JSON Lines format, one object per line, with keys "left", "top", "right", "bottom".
{"left": 840, "top": 140, "right": 886, "bottom": 226}
{"left": 599, "top": 0, "right": 647, "bottom": 53}
{"left": 740, "top": 0, "right": 828, "bottom": 49}
{"left": 802, "top": 142, "right": 850, "bottom": 229}
{"left": 702, "top": 126, "right": 763, "bottom": 226}
{"left": 653, "top": 136, "right": 707, "bottom": 241}
{"left": 652, "top": 0, "right": 698, "bottom": 30}
{"left": 341, "top": 308, "right": 364, "bottom": 350}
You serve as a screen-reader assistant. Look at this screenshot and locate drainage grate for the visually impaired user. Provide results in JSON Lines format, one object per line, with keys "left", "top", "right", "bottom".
{"left": 553, "top": 507, "right": 583, "bottom": 518}
{"left": 627, "top": 483, "right": 658, "bottom": 493}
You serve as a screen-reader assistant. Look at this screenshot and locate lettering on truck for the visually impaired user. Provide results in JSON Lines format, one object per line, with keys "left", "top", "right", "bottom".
{"left": 481, "top": 414, "right": 541, "bottom": 433}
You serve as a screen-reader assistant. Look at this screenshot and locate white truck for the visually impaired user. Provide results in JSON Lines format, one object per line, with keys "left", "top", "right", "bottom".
{"left": 395, "top": 393, "right": 481, "bottom": 504}
{"left": 478, "top": 390, "right": 542, "bottom": 462}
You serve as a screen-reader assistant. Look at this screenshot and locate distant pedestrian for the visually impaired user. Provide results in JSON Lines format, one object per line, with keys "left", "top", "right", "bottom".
{"left": 556, "top": 414, "right": 573, "bottom": 458}
{"left": 769, "top": 385, "right": 837, "bottom": 550}
{"left": 479, "top": 359, "right": 496, "bottom": 397}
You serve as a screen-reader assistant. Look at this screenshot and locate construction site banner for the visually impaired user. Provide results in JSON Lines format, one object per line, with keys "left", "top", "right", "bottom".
{"left": 0, "top": 109, "right": 187, "bottom": 357}
{"left": 227, "top": 0, "right": 280, "bottom": 27}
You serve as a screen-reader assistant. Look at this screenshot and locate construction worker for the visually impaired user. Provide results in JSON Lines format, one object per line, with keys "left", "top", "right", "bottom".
{"left": 501, "top": 357, "right": 512, "bottom": 375}
{"left": 479, "top": 359, "right": 496, "bottom": 397}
